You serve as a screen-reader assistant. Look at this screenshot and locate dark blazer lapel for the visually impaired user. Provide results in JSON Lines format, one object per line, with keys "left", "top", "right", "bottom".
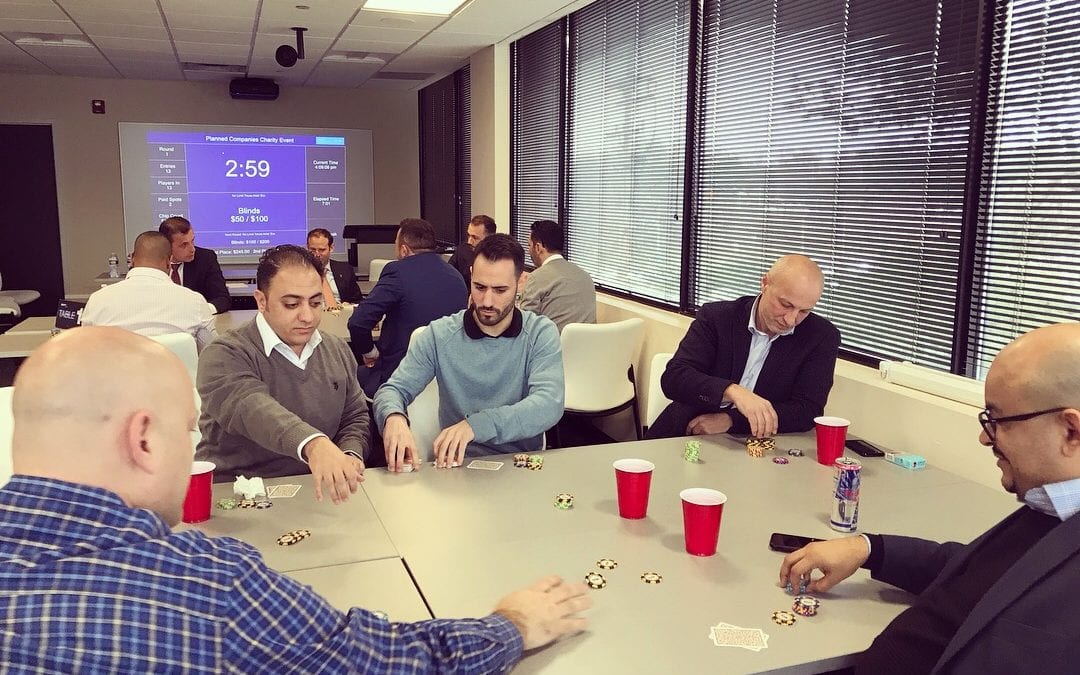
{"left": 935, "top": 512, "right": 1080, "bottom": 670}
{"left": 729, "top": 298, "right": 754, "bottom": 379}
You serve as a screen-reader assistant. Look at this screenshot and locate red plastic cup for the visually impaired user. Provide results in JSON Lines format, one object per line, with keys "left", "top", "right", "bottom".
{"left": 182, "top": 461, "right": 216, "bottom": 524}
{"left": 680, "top": 488, "right": 727, "bottom": 556}
{"left": 814, "top": 416, "right": 850, "bottom": 466}
{"left": 613, "top": 458, "right": 655, "bottom": 519}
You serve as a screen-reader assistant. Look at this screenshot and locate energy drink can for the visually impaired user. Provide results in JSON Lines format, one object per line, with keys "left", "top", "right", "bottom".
{"left": 830, "top": 457, "right": 862, "bottom": 532}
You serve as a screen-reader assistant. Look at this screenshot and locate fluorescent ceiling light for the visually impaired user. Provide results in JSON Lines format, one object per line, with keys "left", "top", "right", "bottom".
{"left": 362, "top": 0, "right": 468, "bottom": 16}
{"left": 14, "top": 34, "right": 93, "bottom": 48}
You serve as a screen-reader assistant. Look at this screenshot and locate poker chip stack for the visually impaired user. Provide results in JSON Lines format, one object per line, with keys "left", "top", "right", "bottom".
{"left": 792, "top": 595, "right": 820, "bottom": 617}
{"left": 745, "top": 437, "right": 775, "bottom": 458}
{"left": 526, "top": 455, "right": 544, "bottom": 471}
{"left": 216, "top": 498, "right": 237, "bottom": 510}
{"left": 513, "top": 453, "right": 528, "bottom": 468}
{"left": 771, "top": 610, "right": 797, "bottom": 626}
{"left": 683, "top": 440, "right": 701, "bottom": 463}
{"left": 276, "top": 529, "right": 311, "bottom": 547}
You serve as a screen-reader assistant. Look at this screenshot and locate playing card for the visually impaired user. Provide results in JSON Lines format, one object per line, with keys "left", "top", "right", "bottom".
{"left": 267, "top": 484, "right": 301, "bottom": 498}
{"left": 709, "top": 623, "right": 769, "bottom": 651}
{"left": 467, "top": 460, "right": 504, "bottom": 471}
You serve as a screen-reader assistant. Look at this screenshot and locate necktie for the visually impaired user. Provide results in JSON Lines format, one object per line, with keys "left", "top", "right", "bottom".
{"left": 170, "top": 262, "right": 181, "bottom": 285}
{"left": 322, "top": 272, "right": 337, "bottom": 307}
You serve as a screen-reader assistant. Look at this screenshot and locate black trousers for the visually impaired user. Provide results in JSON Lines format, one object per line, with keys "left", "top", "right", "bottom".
{"left": 644, "top": 401, "right": 706, "bottom": 440}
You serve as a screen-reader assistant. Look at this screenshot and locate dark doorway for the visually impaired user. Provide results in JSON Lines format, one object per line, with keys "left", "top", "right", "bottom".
{"left": 0, "top": 124, "right": 64, "bottom": 318}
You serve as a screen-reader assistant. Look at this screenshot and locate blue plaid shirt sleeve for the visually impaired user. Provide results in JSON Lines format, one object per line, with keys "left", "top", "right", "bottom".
{"left": 223, "top": 552, "right": 524, "bottom": 673}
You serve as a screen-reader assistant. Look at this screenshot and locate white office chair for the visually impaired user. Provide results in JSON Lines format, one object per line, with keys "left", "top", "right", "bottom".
{"left": 148, "top": 333, "right": 199, "bottom": 384}
{"left": 369, "top": 259, "right": 391, "bottom": 285}
{"left": 0, "top": 386, "right": 13, "bottom": 484}
{"left": 556, "top": 318, "right": 646, "bottom": 446}
{"left": 405, "top": 326, "right": 441, "bottom": 462}
{"left": 0, "top": 271, "right": 39, "bottom": 319}
{"left": 644, "top": 352, "right": 674, "bottom": 435}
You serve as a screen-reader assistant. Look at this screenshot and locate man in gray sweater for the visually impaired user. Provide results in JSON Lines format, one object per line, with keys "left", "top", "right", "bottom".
{"left": 196, "top": 245, "right": 369, "bottom": 504}
{"left": 374, "top": 234, "right": 565, "bottom": 471}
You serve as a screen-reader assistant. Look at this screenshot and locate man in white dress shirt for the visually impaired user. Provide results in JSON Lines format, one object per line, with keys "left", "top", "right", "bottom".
{"left": 81, "top": 231, "right": 217, "bottom": 350}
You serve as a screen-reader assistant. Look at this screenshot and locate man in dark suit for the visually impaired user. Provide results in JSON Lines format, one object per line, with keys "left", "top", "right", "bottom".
{"left": 447, "top": 214, "right": 496, "bottom": 290}
{"left": 348, "top": 218, "right": 467, "bottom": 398}
{"left": 158, "top": 216, "right": 231, "bottom": 314}
{"left": 646, "top": 254, "right": 840, "bottom": 439}
{"left": 306, "top": 228, "right": 363, "bottom": 305}
{"left": 779, "top": 322, "right": 1080, "bottom": 673}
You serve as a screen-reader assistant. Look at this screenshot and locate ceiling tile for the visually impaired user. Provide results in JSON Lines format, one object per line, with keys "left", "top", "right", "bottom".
{"left": 91, "top": 36, "right": 172, "bottom": 52}
{"left": 79, "top": 22, "right": 169, "bottom": 40}
{"left": 257, "top": 0, "right": 361, "bottom": 32}
{"left": 164, "top": 13, "right": 252, "bottom": 32}
{"left": 58, "top": 7, "right": 165, "bottom": 27}
{"left": 403, "top": 42, "right": 480, "bottom": 59}
{"left": 170, "top": 28, "right": 251, "bottom": 45}
{"left": 339, "top": 24, "right": 425, "bottom": 45}
{"left": 99, "top": 47, "right": 177, "bottom": 63}
{"left": 329, "top": 38, "right": 406, "bottom": 54}
{"left": 351, "top": 8, "right": 444, "bottom": 30}
{"left": 0, "top": 18, "right": 82, "bottom": 33}
{"left": 161, "top": 0, "right": 257, "bottom": 19}
{"left": 1, "top": 2, "right": 69, "bottom": 21}
{"left": 174, "top": 42, "right": 250, "bottom": 59}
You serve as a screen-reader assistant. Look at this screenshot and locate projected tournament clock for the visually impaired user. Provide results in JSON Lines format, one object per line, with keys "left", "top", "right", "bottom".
{"left": 146, "top": 132, "right": 346, "bottom": 258}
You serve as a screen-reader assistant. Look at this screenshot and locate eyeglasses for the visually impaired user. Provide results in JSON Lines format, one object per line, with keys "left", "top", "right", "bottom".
{"left": 978, "top": 407, "right": 1069, "bottom": 441}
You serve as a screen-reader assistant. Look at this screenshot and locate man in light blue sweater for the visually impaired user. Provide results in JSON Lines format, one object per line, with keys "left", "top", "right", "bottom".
{"left": 374, "top": 234, "right": 565, "bottom": 471}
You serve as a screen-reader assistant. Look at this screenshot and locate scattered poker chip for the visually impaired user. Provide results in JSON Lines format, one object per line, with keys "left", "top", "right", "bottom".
{"left": 236, "top": 499, "right": 258, "bottom": 509}
{"left": 785, "top": 578, "right": 809, "bottom": 594}
{"left": 597, "top": 558, "right": 618, "bottom": 570}
{"left": 554, "top": 493, "right": 574, "bottom": 509}
{"left": 216, "top": 498, "right": 237, "bottom": 510}
{"left": 585, "top": 572, "right": 607, "bottom": 589}
{"left": 771, "top": 610, "right": 797, "bottom": 626}
{"left": 792, "top": 595, "right": 820, "bottom": 617}
{"left": 772, "top": 457, "right": 789, "bottom": 465}
{"left": 254, "top": 500, "right": 274, "bottom": 509}
{"left": 683, "top": 440, "right": 701, "bottom": 463}
{"left": 787, "top": 448, "right": 805, "bottom": 457}
{"left": 526, "top": 454, "right": 544, "bottom": 470}
{"left": 276, "top": 529, "right": 312, "bottom": 547}
{"left": 513, "top": 453, "right": 528, "bottom": 468}
{"left": 640, "top": 572, "right": 663, "bottom": 584}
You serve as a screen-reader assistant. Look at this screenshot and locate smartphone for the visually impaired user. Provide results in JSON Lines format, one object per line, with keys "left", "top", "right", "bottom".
{"left": 846, "top": 438, "right": 885, "bottom": 458}
{"left": 769, "top": 532, "right": 823, "bottom": 553}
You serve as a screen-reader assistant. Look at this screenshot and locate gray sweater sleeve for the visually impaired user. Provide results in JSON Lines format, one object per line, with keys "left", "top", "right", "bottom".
{"left": 372, "top": 327, "right": 438, "bottom": 431}
{"left": 197, "top": 338, "right": 325, "bottom": 460}
{"left": 466, "top": 318, "right": 565, "bottom": 444}
{"left": 333, "top": 344, "right": 372, "bottom": 461}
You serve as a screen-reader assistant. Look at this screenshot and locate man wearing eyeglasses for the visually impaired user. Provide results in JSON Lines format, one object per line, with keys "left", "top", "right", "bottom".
{"left": 776, "top": 322, "right": 1080, "bottom": 673}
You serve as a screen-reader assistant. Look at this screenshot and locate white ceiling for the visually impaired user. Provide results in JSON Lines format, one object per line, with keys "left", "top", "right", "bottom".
{"left": 0, "top": 0, "right": 579, "bottom": 90}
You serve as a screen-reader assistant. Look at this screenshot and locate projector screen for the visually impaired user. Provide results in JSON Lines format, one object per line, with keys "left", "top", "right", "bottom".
{"left": 118, "top": 122, "right": 374, "bottom": 264}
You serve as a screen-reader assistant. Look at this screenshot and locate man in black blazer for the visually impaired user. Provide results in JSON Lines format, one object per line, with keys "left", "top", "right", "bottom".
{"left": 307, "top": 228, "right": 363, "bottom": 305}
{"left": 646, "top": 254, "right": 840, "bottom": 439}
{"left": 778, "top": 323, "right": 1080, "bottom": 673}
{"left": 159, "top": 216, "right": 231, "bottom": 314}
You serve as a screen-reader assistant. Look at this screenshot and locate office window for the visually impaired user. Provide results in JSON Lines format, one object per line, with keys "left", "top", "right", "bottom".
{"left": 565, "top": 0, "right": 691, "bottom": 304}
{"left": 511, "top": 20, "right": 565, "bottom": 252}
{"left": 963, "top": 0, "right": 1080, "bottom": 378}
{"left": 691, "top": 0, "right": 980, "bottom": 371}
{"left": 420, "top": 66, "right": 471, "bottom": 244}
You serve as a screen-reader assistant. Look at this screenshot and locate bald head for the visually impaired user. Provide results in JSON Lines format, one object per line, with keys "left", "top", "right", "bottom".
{"left": 755, "top": 255, "right": 826, "bottom": 336}
{"left": 12, "top": 327, "right": 196, "bottom": 524}
{"left": 991, "top": 323, "right": 1080, "bottom": 409}
{"left": 131, "top": 231, "right": 172, "bottom": 271}
{"left": 767, "top": 255, "right": 825, "bottom": 292}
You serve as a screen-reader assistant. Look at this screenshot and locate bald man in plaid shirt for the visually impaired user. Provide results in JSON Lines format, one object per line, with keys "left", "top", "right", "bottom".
{"left": 0, "top": 327, "right": 590, "bottom": 673}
